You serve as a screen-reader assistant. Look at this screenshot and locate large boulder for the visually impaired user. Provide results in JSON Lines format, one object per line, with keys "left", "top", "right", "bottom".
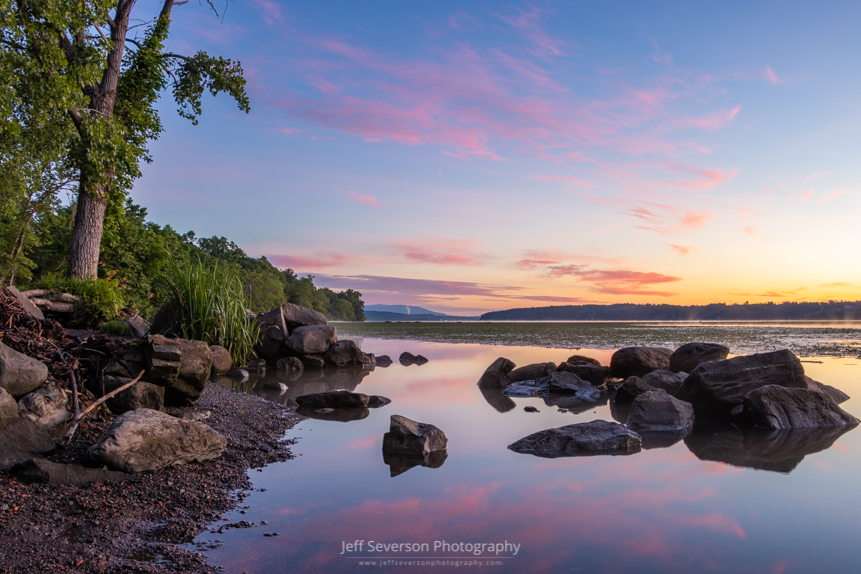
{"left": 675, "top": 350, "right": 807, "bottom": 415}
{"left": 142, "top": 337, "right": 211, "bottom": 407}
{"left": 508, "top": 362, "right": 557, "bottom": 383}
{"left": 295, "top": 391, "right": 369, "bottom": 410}
{"left": 254, "top": 308, "right": 289, "bottom": 363}
{"left": 627, "top": 390, "right": 695, "bottom": 432}
{"left": 281, "top": 302, "right": 328, "bottom": 331}
{"left": 557, "top": 362, "right": 609, "bottom": 386}
{"left": 741, "top": 386, "right": 859, "bottom": 429}
{"left": 142, "top": 335, "right": 181, "bottom": 386}
{"left": 642, "top": 370, "right": 687, "bottom": 396}
{"left": 0, "top": 342, "right": 49, "bottom": 398}
{"left": 477, "top": 357, "right": 516, "bottom": 389}
{"left": 609, "top": 347, "right": 673, "bottom": 378}
{"left": 382, "top": 415, "right": 448, "bottom": 456}
{"left": 508, "top": 420, "right": 642, "bottom": 458}
{"left": 0, "top": 388, "right": 20, "bottom": 432}
{"left": 670, "top": 342, "right": 729, "bottom": 373}
{"left": 325, "top": 340, "right": 372, "bottom": 367}
{"left": 806, "top": 377, "right": 850, "bottom": 404}
{"left": 286, "top": 325, "right": 338, "bottom": 355}
{"left": 209, "top": 345, "right": 232, "bottom": 375}
{"left": 86, "top": 409, "right": 226, "bottom": 473}
{"left": 0, "top": 419, "right": 55, "bottom": 469}
{"left": 11, "top": 458, "right": 130, "bottom": 486}
{"left": 17, "top": 381, "right": 70, "bottom": 431}
{"left": 614, "top": 376, "right": 655, "bottom": 404}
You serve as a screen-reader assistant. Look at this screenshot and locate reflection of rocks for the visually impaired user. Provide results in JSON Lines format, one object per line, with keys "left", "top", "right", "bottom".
{"left": 684, "top": 424, "right": 856, "bottom": 473}
{"left": 670, "top": 342, "right": 729, "bottom": 373}
{"left": 479, "top": 387, "right": 517, "bottom": 413}
{"left": 477, "top": 357, "right": 516, "bottom": 389}
{"left": 383, "top": 449, "right": 447, "bottom": 477}
{"left": 740, "top": 386, "right": 859, "bottom": 429}
{"left": 296, "top": 406, "right": 369, "bottom": 422}
{"left": 626, "top": 390, "right": 694, "bottom": 432}
{"left": 382, "top": 415, "right": 448, "bottom": 456}
{"left": 296, "top": 391, "right": 369, "bottom": 409}
{"left": 609, "top": 347, "right": 672, "bottom": 379}
{"left": 277, "top": 357, "right": 304, "bottom": 376}
{"left": 676, "top": 350, "right": 807, "bottom": 415}
{"left": 637, "top": 429, "right": 691, "bottom": 450}
{"left": 254, "top": 368, "right": 370, "bottom": 407}
{"left": 508, "top": 420, "right": 641, "bottom": 458}
{"left": 609, "top": 389, "right": 632, "bottom": 424}
{"left": 565, "top": 355, "right": 601, "bottom": 366}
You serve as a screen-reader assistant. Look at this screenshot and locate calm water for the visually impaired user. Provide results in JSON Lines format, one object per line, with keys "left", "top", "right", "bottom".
{"left": 193, "top": 323, "right": 861, "bottom": 573}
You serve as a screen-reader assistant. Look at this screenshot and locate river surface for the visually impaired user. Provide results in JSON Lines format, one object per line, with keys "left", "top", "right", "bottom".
{"left": 192, "top": 322, "right": 861, "bottom": 573}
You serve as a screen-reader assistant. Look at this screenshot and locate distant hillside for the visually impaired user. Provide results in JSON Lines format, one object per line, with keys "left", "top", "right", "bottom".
{"left": 365, "top": 311, "right": 481, "bottom": 322}
{"left": 365, "top": 304, "right": 446, "bottom": 316}
{"left": 480, "top": 301, "right": 861, "bottom": 321}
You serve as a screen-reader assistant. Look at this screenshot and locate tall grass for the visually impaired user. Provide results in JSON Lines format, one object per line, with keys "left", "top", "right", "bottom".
{"left": 156, "top": 256, "right": 260, "bottom": 364}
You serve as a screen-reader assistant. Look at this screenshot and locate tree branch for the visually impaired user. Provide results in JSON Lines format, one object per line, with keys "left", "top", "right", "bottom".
{"left": 60, "top": 370, "right": 145, "bottom": 446}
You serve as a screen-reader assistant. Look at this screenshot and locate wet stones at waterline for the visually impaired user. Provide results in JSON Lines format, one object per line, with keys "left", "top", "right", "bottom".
{"left": 508, "top": 420, "right": 642, "bottom": 458}
{"left": 739, "top": 386, "right": 859, "bottom": 430}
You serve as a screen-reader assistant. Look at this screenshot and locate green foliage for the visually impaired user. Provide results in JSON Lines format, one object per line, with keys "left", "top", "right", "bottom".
{"left": 100, "top": 320, "right": 130, "bottom": 336}
{"left": 35, "top": 274, "right": 126, "bottom": 328}
{"left": 155, "top": 256, "right": 260, "bottom": 364}
{"left": 174, "top": 51, "right": 250, "bottom": 125}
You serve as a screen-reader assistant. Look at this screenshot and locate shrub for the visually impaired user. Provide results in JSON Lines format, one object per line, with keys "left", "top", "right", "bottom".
{"left": 35, "top": 273, "right": 125, "bottom": 328}
{"left": 154, "top": 256, "right": 259, "bottom": 364}
{"left": 100, "top": 320, "right": 130, "bottom": 336}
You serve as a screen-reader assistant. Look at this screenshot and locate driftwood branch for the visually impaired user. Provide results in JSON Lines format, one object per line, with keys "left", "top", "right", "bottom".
{"left": 61, "top": 370, "right": 144, "bottom": 446}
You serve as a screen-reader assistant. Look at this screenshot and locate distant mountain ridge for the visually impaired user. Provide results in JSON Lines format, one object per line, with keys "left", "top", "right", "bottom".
{"left": 365, "top": 304, "right": 447, "bottom": 316}
{"left": 480, "top": 301, "right": 861, "bottom": 321}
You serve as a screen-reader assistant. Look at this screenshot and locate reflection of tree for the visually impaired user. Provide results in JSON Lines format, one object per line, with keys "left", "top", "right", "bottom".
{"left": 684, "top": 424, "right": 855, "bottom": 473}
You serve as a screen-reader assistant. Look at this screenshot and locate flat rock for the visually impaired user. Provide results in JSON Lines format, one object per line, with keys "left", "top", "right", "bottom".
{"left": 675, "top": 349, "right": 808, "bottom": 415}
{"left": 741, "top": 385, "right": 859, "bottom": 429}
{"left": 281, "top": 302, "right": 328, "bottom": 331}
{"left": 614, "top": 376, "right": 655, "bottom": 404}
{"left": 11, "top": 458, "right": 131, "bottom": 486}
{"left": 541, "top": 372, "right": 602, "bottom": 401}
{"left": 286, "top": 325, "right": 338, "bottom": 355}
{"left": 565, "top": 355, "right": 601, "bottom": 366}
{"left": 0, "top": 419, "right": 55, "bottom": 469}
{"left": 508, "top": 420, "right": 642, "bottom": 458}
{"left": 399, "top": 352, "right": 428, "bottom": 366}
{"left": 0, "top": 342, "right": 49, "bottom": 398}
{"left": 508, "top": 362, "right": 556, "bottom": 383}
{"left": 382, "top": 415, "right": 447, "bottom": 456}
{"left": 86, "top": 409, "right": 227, "bottom": 473}
{"left": 670, "top": 342, "right": 729, "bottom": 373}
{"left": 609, "top": 347, "right": 673, "bottom": 379}
{"left": 295, "top": 391, "right": 370, "bottom": 409}
{"left": 477, "top": 357, "right": 516, "bottom": 389}
{"left": 627, "top": 390, "right": 695, "bottom": 432}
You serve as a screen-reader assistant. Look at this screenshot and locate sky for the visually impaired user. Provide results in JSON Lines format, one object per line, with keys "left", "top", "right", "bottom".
{"left": 133, "top": 0, "right": 861, "bottom": 315}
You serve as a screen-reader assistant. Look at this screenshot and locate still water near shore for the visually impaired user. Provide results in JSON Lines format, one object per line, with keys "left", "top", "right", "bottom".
{"left": 193, "top": 323, "right": 861, "bottom": 573}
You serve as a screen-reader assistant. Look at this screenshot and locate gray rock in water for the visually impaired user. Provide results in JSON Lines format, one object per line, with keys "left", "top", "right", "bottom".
{"left": 614, "top": 376, "right": 655, "bottom": 404}
{"left": 557, "top": 362, "right": 609, "bottom": 386}
{"left": 17, "top": 381, "right": 70, "bottom": 431}
{"left": 670, "top": 342, "right": 729, "bottom": 373}
{"left": 375, "top": 355, "right": 394, "bottom": 368}
{"left": 524, "top": 406, "right": 539, "bottom": 413}
{"left": 508, "top": 420, "right": 642, "bottom": 458}
{"left": 4, "top": 286, "right": 44, "bottom": 321}
{"left": 209, "top": 345, "right": 232, "bottom": 375}
{"left": 86, "top": 409, "right": 226, "bottom": 473}
{"left": 806, "top": 377, "right": 850, "bottom": 404}
{"left": 676, "top": 350, "right": 807, "bottom": 415}
{"left": 382, "top": 415, "right": 447, "bottom": 456}
{"left": 325, "top": 340, "right": 372, "bottom": 367}
{"left": 11, "top": 458, "right": 131, "bottom": 486}
{"left": 367, "top": 395, "right": 392, "bottom": 408}
{"left": 610, "top": 347, "right": 673, "bottom": 379}
{"left": 286, "top": 325, "right": 338, "bottom": 355}
{"left": 541, "top": 372, "right": 602, "bottom": 401}
{"left": 627, "top": 390, "right": 695, "bottom": 432}
{"left": 0, "top": 419, "right": 56, "bottom": 469}
{"left": 0, "top": 388, "right": 18, "bottom": 432}
{"left": 296, "top": 391, "right": 370, "bottom": 409}
{"left": 508, "top": 362, "right": 557, "bottom": 383}
{"left": 565, "top": 355, "right": 601, "bottom": 366}
{"left": 0, "top": 342, "right": 49, "bottom": 398}
{"left": 642, "top": 370, "right": 687, "bottom": 396}
{"left": 477, "top": 357, "right": 516, "bottom": 389}
{"left": 741, "top": 385, "right": 859, "bottom": 429}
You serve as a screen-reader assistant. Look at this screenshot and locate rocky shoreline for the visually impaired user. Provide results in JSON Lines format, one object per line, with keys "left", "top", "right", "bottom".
{"left": 0, "top": 384, "right": 299, "bottom": 574}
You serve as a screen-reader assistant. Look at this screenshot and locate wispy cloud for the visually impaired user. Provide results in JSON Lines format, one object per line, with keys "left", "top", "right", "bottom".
{"left": 765, "top": 65, "right": 782, "bottom": 85}
{"left": 819, "top": 189, "right": 844, "bottom": 203}
{"left": 494, "top": 6, "right": 567, "bottom": 57}
{"left": 669, "top": 244, "right": 693, "bottom": 255}
{"left": 249, "top": 0, "right": 284, "bottom": 26}
{"left": 525, "top": 262, "right": 682, "bottom": 297}
{"left": 268, "top": 252, "right": 350, "bottom": 270}
{"left": 661, "top": 161, "right": 739, "bottom": 190}
{"left": 743, "top": 226, "right": 758, "bottom": 237}
{"left": 348, "top": 192, "right": 382, "bottom": 207}
{"left": 678, "top": 106, "right": 741, "bottom": 131}
{"left": 803, "top": 170, "right": 833, "bottom": 183}
{"left": 533, "top": 174, "right": 593, "bottom": 187}
{"left": 390, "top": 239, "right": 487, "bottom": 266}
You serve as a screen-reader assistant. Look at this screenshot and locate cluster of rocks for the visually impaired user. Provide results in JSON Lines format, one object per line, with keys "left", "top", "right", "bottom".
{"left": 479, "top": 342, "right": 858, "bottom": 459}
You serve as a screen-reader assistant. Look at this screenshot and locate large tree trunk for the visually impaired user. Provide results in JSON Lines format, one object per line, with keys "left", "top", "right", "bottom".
{"left": 68, "top": 184, "right": 108, "bottom": 279}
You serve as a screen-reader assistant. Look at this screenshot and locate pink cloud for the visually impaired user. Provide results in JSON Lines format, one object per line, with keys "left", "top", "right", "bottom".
{"left": 533, "top": 174, "right": 593, "bottom": 187}
{"left": 661, "top": 161, "right": 739, "bottom": 190}
{"left": 670, "top": 244, "right": 692, "bottom": 255}
{"left": 249, "top": 0, "right": 284, "bottom": 26}
{"left": 743, "top": 226, "right": 758, "bottom": 237}
{"left": 538, "top": 264, "right": 682, "bottom": 297}
{"left": 347, "top": 192, "right": 382, "bottom": 207}
{"left": 267, "top": 253, "right": 350, "bottom": 270}
{"left": 819, "top": 189, "right": 844, "bottom": 203}
{"left": 765, "top": 65, "right": 783, "bottom": 85}
{"left": 679, "top": 211, "right": 713, "bottom": 228}
{"left": 801, "top": 188, "right": 813, "bottom": 200}
{"left": 494, "top": 6, "right": 567, "bottom": 57}
{"left": 678, "top": 105, "right": 741, "bottom": 130}
{"left": 803, "top": 170, "right": 832, "bottom": 183}
{"left": 390, "top": 239, "right": 487, "bottom": 266}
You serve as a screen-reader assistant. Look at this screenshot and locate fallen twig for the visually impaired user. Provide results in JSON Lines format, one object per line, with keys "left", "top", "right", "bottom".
{"left": 61, "top": 370, "right": 144, "bottom": 446}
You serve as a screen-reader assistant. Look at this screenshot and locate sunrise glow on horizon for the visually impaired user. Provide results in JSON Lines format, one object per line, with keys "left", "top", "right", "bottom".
{"left": 135, "top": 1, "right": 861, "bottom": 315}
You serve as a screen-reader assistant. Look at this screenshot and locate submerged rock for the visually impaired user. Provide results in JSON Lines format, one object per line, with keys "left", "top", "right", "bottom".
{"left": 508, "top": 420, "right": 641, "bottom": 458}
{"left": 382, "top": 415, "right": 448, "bottom": 456}
{"left": 741, "top": 385, "right": 859, "bottom": 429}
{"left": 86, "top": 409, "right": 227, "bottom": 473}
{"left": 669, "top": 342, "right": 729, "bottom": 373}
{"left": 609, "top": 347, "right": 673, "bottom": 379}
